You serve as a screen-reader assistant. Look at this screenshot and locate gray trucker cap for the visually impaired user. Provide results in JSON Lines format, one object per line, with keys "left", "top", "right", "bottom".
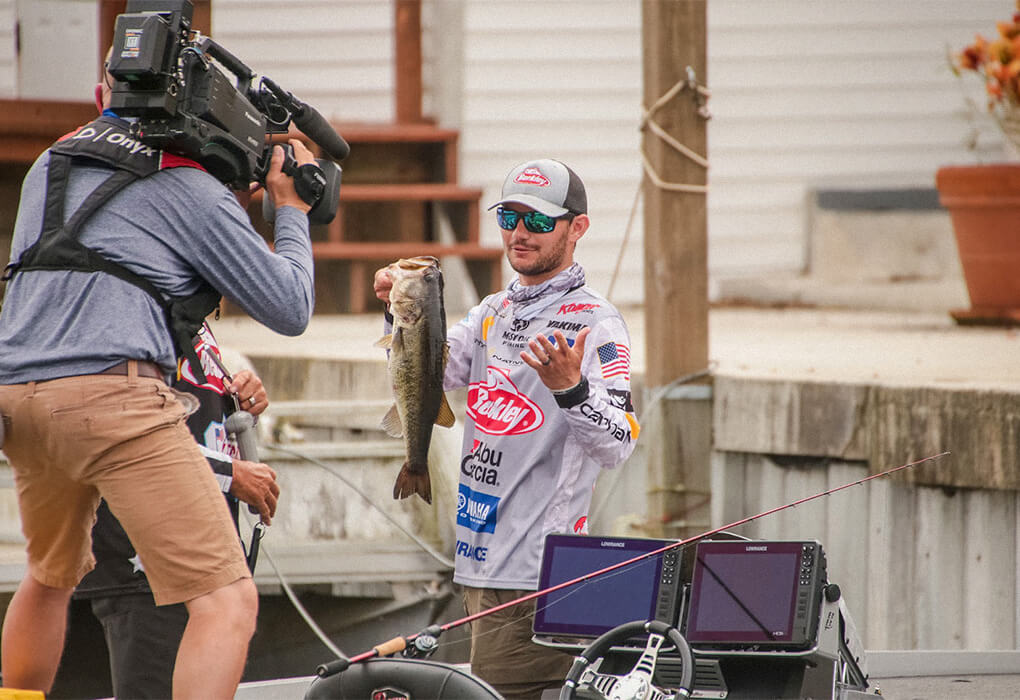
{"left": 488, "top": 159, "right": 587, "bottom": 217}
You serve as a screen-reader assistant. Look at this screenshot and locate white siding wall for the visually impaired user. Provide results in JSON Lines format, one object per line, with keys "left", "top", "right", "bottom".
{"left": 1, "top": 0, "right": 1013, "bottom": 304}
{"left": 459, "top": 0, "right": 644, "bottom": 304}
{"left": 212, "top": 0, "right": 396, "bottom": 123}
{"left": 0, "top": 1, "right": 16, "bottom": 96}
{"left": 455, "top": 0, "right": 1013, "bottom": 303}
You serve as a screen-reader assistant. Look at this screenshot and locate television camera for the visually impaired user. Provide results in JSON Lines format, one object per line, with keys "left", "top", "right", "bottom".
{"left": 107, "top": 0, "right": 346, "bottom": 224}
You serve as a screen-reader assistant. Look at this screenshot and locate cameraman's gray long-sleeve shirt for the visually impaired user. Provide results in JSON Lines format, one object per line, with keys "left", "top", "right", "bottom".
{"left": 0, "top": 151, "right": 314, "bottom": 383}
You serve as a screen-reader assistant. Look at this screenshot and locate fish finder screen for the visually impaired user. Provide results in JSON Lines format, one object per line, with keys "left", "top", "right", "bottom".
{"left": 533, "top": 534, "right": 672, "bottom": 639}
{"left": 685, "top": 541, "right": 804, "bottom": 645}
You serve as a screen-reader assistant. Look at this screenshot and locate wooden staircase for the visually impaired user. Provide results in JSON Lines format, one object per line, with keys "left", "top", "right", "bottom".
{"left": 254, "top": 121, "right": 503, "bottom": 314}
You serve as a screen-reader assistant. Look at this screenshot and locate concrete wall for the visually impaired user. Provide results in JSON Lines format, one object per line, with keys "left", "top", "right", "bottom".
{"left": 712, "top": 374, "right": 1020, "bottom": 650}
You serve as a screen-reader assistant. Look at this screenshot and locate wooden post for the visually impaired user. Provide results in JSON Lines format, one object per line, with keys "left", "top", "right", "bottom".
{"left": 641, "top": 0, "right": 710, "bottom": 540}
{"left": 394, "top": 0, "right": 423, "bottom": 123}
{"left": 642, "top": 0, "right": 708, "bottom": 386}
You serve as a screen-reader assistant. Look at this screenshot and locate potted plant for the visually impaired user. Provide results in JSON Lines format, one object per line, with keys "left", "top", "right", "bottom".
{"left": 937, "top": 1, "right": 1020, "bottom": 324}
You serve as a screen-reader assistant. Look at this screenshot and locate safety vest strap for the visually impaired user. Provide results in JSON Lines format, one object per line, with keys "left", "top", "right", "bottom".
{"left": 4, "top": 119, "right": 220, "bottom": 382}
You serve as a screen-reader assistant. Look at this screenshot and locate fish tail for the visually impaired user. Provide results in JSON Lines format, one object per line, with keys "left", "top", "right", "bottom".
{"left": 393, "top": 462, "right": 432, "bottom": 505}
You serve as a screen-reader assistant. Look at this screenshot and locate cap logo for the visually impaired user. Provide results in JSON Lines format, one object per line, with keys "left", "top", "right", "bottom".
{"left": 514, "top": 167, "right": 550, "bottom": 188}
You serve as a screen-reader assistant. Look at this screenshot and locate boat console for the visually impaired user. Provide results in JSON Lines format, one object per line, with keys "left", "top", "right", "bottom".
{"left": 532, "top": 534, "right": 875, "bottom": 699}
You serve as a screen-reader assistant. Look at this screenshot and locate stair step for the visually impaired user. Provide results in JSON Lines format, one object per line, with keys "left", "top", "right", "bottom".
{"left": 332, "top": 121, "right": 459, "bottom": 145}
{"left": 340, "top": 183, "right": 482, "bottom": 202}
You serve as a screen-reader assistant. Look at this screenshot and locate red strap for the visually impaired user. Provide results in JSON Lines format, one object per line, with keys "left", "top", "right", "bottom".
{"left": 159, "top": 152, "right": 207, "bottom": 172}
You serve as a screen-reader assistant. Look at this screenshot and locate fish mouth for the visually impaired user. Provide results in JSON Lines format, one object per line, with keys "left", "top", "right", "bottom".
{"left": 396, "top": 256, "right": 439, "bottom": 270}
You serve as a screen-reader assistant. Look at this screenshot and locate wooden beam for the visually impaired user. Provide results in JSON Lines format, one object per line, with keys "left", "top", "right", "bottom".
{"left": 0, "top": 99, "right": 97, "bottom": 163}
{"left": 394, "top": 0, "right": 423, "bottom": 123}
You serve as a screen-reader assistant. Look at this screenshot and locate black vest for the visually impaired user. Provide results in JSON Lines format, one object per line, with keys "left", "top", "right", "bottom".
{"left": 2, "top": 116, "right": 222, "bottom": 381}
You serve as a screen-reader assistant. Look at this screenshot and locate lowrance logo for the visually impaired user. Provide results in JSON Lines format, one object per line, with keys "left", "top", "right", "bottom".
{"left": 745, "top": 545, "right": 768, "bottom": 551}
{"left": 467, "top": 366, "right": 544, "bottom": 435}
{"left": 601, "top": 541, "right": 625, "bottom": 548}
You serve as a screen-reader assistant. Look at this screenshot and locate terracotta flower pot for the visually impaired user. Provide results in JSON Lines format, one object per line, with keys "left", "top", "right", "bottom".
{"left": 936, "top": 163, "right": 1020, "bottom": 323}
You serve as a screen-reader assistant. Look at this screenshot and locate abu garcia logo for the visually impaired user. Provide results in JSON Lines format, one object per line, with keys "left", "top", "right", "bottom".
{"left": 462, "top": 439, "right": 503, "bottom": 486}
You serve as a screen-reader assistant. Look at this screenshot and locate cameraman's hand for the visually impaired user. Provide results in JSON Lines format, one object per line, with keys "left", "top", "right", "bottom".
{"left": 229, "top": 459, "right": 280, "bottom": 525}
{"left": 266, "top": 139, "right": 314, "bottom": 215}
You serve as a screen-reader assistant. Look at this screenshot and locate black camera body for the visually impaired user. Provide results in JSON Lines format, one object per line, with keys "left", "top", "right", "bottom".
{"left": 108, "top": 0, "right": 345, "bottom": 223}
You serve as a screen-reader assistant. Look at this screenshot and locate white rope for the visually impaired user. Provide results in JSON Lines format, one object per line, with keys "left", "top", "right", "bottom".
{"left": 607, "top": 71, "right": 711, "bottom": 300}
{"left": 606, "top": 186, "right": 642, "bottom": 302}
{"left": 639, "top": 71, "right": 711, "bottom": 194}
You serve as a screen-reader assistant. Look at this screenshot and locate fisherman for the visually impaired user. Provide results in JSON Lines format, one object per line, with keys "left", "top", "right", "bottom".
{"left": 0, "top": 54, "right": 315, "bottom": 695}
{"left": 374, "top": 158, "right": 639, "bottom": 699}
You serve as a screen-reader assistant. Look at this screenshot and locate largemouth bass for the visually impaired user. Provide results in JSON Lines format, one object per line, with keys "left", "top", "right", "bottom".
{"left": 375, "top": 256, "right": 456, "bottom": 504}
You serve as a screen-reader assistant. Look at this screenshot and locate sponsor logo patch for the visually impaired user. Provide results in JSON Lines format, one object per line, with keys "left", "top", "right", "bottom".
{"left": 607, "top": 388, "right": 634, "bottom": 412}
{"left": 456, "top": 539, "right": 488, "bottom": 562}
{"left": 597, "top": 342, "right": 631, "bottom": 381}
{"left": 467, "top": 366, "right": 545, "bottom": 435}
{"left": 558, "top": 303, "right": 601, "bottom": 315}
{"left": 514, "top": 166, "right": 551, "bottom": 187}
{"left": 458, "top": 484, "right": 500, "bottom": 533}
{"left": 462, "top": 440, "right": 503, "bottom": 486}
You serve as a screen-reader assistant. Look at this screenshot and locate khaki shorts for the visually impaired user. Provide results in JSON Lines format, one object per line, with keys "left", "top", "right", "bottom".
{"left": 0, "top": 366, "right": 249, "bottom": 605}
{"left": 462, "top": 586, "right": 574, "bottom": 699}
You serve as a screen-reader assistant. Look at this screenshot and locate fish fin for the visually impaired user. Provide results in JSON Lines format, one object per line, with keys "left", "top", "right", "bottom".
{"left": 379, "top": 403, "right": 404, "bottom": 438}
{"left": 435, "top": 393, "right": 457, "bottom": 428}
{"left": 374, "top": 334, "right": 393, "bottom": 350}
{"left": 393, "top": 462, "right": 432, "bottom": 504}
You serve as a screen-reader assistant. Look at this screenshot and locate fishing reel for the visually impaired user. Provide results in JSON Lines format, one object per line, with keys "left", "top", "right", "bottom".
{"left": 401, "top": 625, "right": 443, "bottom": 660}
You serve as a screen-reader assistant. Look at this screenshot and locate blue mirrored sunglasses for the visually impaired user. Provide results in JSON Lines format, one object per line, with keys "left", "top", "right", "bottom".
{"left": 495, "top": 206, "right": 570, "bottom": 234}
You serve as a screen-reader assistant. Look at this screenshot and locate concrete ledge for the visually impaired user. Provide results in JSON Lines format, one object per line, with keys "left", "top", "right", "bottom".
{"left": 868, "top": 650, "right": 1020, "bottom": 678}
{"left": 713, "top": 375, "right": 1020, "bottom": 490}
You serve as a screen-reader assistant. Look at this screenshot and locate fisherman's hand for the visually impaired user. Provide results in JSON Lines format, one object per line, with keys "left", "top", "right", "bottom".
{"left": 521, "top": 328, "right": 591, "bottom": 391}
{"left": 230, "top": 459, "right": 280, "bottom": 525}
{"left": 228, "top": 370, "right": 268, "bottom": 416}
{"left": 374, "top": 267, "right": 393, "bottom": 304}
{"left": 266, "top": 138, "right": 314, "bottom": 215}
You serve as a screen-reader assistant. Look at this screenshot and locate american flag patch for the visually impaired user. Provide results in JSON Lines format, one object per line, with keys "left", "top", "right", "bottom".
{"left": 597, "top": 342, "right": 630, "bottom": 380}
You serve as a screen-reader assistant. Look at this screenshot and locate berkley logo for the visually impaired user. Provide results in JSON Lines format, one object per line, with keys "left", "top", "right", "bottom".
{"left": 467, "top": 366, "right": 545, "bottom": 435}
{"left": 558, "top": 302, "right": 601, "bottom": 314}
{"left": 514, "top": 167, "right": 551, "bottom": 187}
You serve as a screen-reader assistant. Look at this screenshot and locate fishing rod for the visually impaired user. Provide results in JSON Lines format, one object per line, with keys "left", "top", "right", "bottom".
{"left": 316, "top": 450, "right": 949, "bottom": 678}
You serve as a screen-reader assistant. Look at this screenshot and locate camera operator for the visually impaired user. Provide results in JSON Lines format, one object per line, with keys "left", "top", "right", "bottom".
{"left": 0, "top": 57, "right": 315, "bottom": 696}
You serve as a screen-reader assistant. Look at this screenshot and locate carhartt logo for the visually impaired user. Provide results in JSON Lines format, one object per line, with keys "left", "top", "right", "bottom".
{"left": 514, "top": 167, "right": 550, "bottom": 187}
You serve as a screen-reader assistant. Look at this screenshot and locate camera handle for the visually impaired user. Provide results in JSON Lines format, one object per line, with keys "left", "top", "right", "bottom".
{"left": 262, "top": 143, "right": 342, "bottom": 226}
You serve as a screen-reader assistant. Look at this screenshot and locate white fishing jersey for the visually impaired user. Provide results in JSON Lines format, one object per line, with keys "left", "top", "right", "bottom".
{"left": 444, "top": 267, "right": 639, "bottom": 590}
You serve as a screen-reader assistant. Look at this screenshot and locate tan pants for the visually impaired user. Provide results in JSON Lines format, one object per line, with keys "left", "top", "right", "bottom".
{"left": 0, "top": 366, "right": 249, "bottom": 604}
{"left": 462, "top": 586, "right": 575, "bottom": 700}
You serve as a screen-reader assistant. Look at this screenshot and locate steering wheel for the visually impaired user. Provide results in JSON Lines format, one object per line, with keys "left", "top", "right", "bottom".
{"left": 559, "top": 620, "right": 693, "bottom": 700}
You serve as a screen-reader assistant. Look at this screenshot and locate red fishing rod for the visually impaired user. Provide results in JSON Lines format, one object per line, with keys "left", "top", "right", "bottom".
{"left": 317, "top": 450, "right": 949, "bottom": 677}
